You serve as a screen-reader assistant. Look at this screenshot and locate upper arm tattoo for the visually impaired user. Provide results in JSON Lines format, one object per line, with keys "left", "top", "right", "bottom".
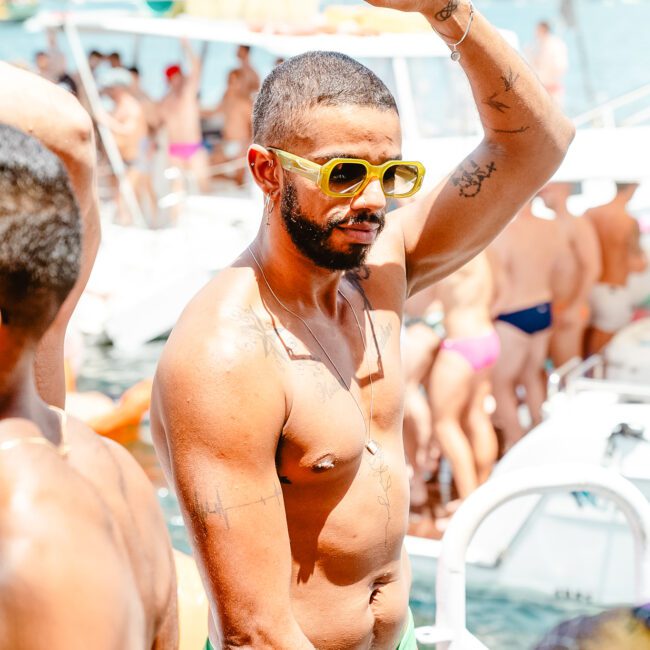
{"left": 191, "top": 484, "right": 283, "bottom": 536}
{"left": 451, "top": 160, "right": 497, "bottom": 198}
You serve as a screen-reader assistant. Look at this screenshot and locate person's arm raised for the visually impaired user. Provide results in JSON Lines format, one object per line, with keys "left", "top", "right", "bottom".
{"left": 154, "top": 325, "right": 315, "bottom": 650}
{"left": 364, "top": 1, "right": 574, "bottom": 295}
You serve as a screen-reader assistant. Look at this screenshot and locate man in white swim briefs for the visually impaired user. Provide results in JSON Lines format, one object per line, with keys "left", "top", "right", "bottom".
{"left": 585, "top": 182, "right": 648, "bottom": 354}
{"left": 151, "top": 1, "right": 574, "bottom": 647}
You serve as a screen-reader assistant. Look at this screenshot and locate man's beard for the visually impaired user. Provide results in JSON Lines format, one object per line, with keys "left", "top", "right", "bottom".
{"left": 279, "top": 180, "right": 385, "bottom": 271}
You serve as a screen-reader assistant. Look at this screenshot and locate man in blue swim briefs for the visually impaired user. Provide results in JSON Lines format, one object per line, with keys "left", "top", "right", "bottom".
{"left": 151, "top": 1, "right": 574, "bottom": 647}
{"left": 490, "top": 201, "right": 570, "bottom": 451}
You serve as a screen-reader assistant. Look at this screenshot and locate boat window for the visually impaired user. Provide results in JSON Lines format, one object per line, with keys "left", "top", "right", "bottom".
{"left": 358, "top": 57, "right": 399, "bottom": 105}
{"left": 408, "top": 57, "right": 480, "bottom": 138}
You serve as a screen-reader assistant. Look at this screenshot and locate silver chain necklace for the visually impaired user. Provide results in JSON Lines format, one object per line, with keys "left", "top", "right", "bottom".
{"left": 248, "top": 245, "right": 379, "bottom": 455}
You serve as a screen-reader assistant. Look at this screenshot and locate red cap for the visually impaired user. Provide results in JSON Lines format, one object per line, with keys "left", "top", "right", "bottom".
{"left": 165, "top": 64, "right": 181, "bottom": 81}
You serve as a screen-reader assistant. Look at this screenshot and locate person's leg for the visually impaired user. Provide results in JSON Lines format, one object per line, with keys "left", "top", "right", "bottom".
{"left": 190, "top": 147, "right": 211, "bottom": 193}
{"left": 429, "top": 349, "right": 476, "bottom": 500}
{"left": 464, "top": 368, "right": 498, "bottom": 485}
{"left": 550, "top": 321, "right": 585, "bottom": 368}
{"left": 520, "top": 330, "right": 552, "bottom": 428}
{"left": 491, "top": 322, "right": 529, "bottom": 453}
{"left": 402, "top": 324, "right": 440, "bottom": 507}
{"left": 585, "top": 326, "right": 615, "bottom": 356}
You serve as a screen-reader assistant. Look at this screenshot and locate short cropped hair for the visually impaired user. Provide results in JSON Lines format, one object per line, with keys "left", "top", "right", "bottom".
{"left": 252, "top": 51, "right": 398, "bottom": 148}
{"left": 0, "top": 124, "right": 81, "bottom": 338}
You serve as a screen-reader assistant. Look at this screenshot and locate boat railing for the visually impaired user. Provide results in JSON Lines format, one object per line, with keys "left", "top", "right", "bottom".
{"left": 546, "top": 353, "right": 650, "bottom": 406}
{"left": 573, "top": 83, "right": 650, "bottom": 129}
{"left": 415, "top": 464, "right": 650, "bottom": 649}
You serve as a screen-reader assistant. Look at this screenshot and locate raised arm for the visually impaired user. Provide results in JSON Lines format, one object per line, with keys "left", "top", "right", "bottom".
{"left": 181, "top": 38, "right": 203, "bottom": 89}
{"left": 364, "top": 1, "right": 574, "bottom": 295}
{"left": 152, "top": 329, "right": 315, "bottom": 649}
{"left": 0, "top": 63, "right": 100, "bottom": 407}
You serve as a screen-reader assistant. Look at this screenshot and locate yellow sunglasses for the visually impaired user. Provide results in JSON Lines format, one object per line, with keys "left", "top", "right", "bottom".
{"left": 268, "top": 148, "right": 426, "bottom": 199}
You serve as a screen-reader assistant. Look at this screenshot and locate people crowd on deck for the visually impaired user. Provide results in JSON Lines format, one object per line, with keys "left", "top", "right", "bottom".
{"left": 405, "top": 184, "right": 648, "bottom": 537}
{"left": 22, "top": 35, "right": 261, "bottom": 226}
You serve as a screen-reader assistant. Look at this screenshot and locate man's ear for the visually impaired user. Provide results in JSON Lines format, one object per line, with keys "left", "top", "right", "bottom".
{"left": 247, "top": 144, "right": 280, "bottom": 198}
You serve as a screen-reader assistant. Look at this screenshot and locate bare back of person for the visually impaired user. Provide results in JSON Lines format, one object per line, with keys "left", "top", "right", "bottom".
{"left": 160, "top": 84, "right": 202, "bottom": 148}
{"left": 584, "top": 184, "right": 647, "bottom": 352}
{"left": 0, "top": 418, "right": 176, "bottom": 649}
{"left": 491, "top": 205, "right": 564, "bottom": 449}
{"left": 587, "top": 203, "right": 635, "bottom": 286}
{"left": 428, "top": 252, "right": 499, "bottom": 502}
{"left": 436, "top": 251, "right": 493, "bottom": 337}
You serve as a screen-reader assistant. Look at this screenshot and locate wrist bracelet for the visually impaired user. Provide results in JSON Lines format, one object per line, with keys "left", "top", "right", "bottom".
{"left": 433, "top": 1, "right": 475, "bottom": 62}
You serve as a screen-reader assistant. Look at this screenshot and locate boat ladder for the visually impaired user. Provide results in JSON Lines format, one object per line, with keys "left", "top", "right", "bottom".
{"left": 415, "top": 463, "right": 650, "bottom": 648}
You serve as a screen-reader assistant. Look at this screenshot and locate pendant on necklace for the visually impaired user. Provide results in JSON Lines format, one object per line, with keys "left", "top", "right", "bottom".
{"left": 365, "top": 439, "right": 380, "bottom": 455}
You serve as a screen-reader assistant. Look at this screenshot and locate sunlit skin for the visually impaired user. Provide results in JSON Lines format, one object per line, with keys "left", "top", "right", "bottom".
{"left": 151, "top": 2, "right": 574, "bottom": 647}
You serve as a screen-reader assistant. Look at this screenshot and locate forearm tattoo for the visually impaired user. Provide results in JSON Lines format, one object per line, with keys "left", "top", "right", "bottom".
{"left": 451, "top": 160, "right": 497, "bottom": 198}
{"left": 435, "top": 0, "right": 459, "bottom": 21}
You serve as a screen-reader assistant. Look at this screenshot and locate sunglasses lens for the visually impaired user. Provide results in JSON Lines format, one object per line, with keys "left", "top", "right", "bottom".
{"left": 327, "top": 162, "right": 368, "bottom": 195}
{"left": 382, "top": 164, "right": 420, "bottom": 197}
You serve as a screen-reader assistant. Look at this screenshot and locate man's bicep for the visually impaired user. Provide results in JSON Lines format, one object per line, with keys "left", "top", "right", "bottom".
{"left": 400, "top": 142, "right": 540, "bottom": 295}
{"left": 161, "top": 351, "right": 301, "bottom": 640}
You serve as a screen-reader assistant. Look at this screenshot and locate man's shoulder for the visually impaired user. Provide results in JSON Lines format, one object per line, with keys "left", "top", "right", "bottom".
{"left": 158, "top": 266, "right": 280, "bottom": 387}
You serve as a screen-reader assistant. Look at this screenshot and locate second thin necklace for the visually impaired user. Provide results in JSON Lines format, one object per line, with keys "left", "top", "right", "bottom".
{"left": 249, "top": 245, "right": 380, "bottom": 456}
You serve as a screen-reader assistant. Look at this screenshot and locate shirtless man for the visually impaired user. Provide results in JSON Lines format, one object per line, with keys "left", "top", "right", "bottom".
{"left": 158, "top": 39, "right": 209, "bottom": 193}
{"left": 235, "top": 44, "right": 260, "bottom": 99}
{"left": 429, "top": 251, "right": 500, "bottom": 503}
{"left": 490, "top": 202, "right": 569, "bottom": 450}
{"left": 526, "top": 21, "right": 568, "bottom": 107}
{"left": 98, "top": 67, "right": 153, "bottom": 225}
{"left": 0, "top": 62, "right": 101, "bottom": 409}
{"left": 538, "top": 182, "right": 602, "bottom": 365}
{"left": 206, "top": 68, "right": 253, "bottom": 186}
{"left": 585, "top": 182, "right": 648, "bottom": 354}
{"left": 151, "top": 1, "right": 574, "bottom": 647}
{"left": 0, "top": 124, "right": 177, "bottom": 648}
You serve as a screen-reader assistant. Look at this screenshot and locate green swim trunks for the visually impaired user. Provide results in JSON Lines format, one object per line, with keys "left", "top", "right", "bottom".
{"left": 204, "top": 609, "right": 418, "bottom": 649}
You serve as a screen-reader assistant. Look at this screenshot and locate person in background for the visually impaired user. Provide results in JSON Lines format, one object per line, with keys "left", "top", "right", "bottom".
{"left": 490, "top": 201, "right": 569, "bottom": 452}
{"left": 88, "top": 49, "right": 104, "bottom": 74}
{"left": 97, "top": 67, "right": 154, "bottom": 225}
{"left": 402, "top": 285, "right": 444, "bottom": 511}
{"left": 108, "top": 51, "right": 123, "bottom": 68}
{"left": 34, "top": 28, "right": 67, "bottom": 83}
{"left": 539, "top": 182, "right": 602, "bottom": 366}
{"left": 235, "top": 44, "right": 260, "bottom": 99}
{"left": 204, "top": 68, "right": 253, "bottom": 186}
{"left": 429, "top": 251, "right": 500, "bottom": 509}
{"left": 0, "top": 123, "right": 178, "bottom": 649}
{"left": 526, "top": 20, "right": 569, "bottom": 107}
{"left": 159, "top": 38, "right": 210, "bottom": 194}
{"left": 585, "top": 182, "right": 648, "bottom": 354}
{"left": 0, "top": 62, "right": 100, "bottom": 410}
